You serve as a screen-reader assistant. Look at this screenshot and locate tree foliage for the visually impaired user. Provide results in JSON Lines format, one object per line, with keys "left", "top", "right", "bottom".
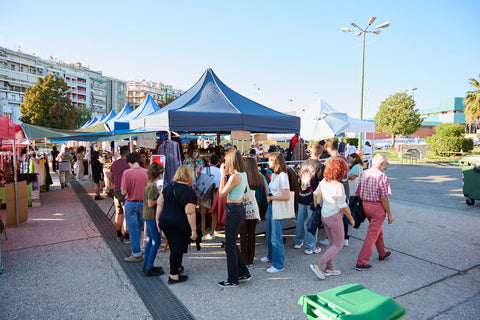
{"left": 425, "top": 123, "right": 473, "bottom": 155}
{"left": 158, "top": 96, "right": 177, "bottom": 108}
{"left": 375, "top": 91, "right": 422, "bottom": 146}
{"left": 434, "top": 123, "right": 464, "bottom": 137}
{"left": 75, "top": 106, "right": 93, "bottom": 129}
{"left": 20, "top": 74, "right": 78, "bottom": 129}
{"left": 463, "top": 73, "right": 480, "bottom": 133}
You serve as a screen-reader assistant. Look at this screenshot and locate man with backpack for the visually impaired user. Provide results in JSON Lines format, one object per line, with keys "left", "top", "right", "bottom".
{"left": 197, "top": 154, "right": 221, "bottom": 240}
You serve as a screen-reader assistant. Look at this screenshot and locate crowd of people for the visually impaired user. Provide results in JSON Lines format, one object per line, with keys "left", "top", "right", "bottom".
{"left": 54, "top": 137, "right": 393, "bottom": 287}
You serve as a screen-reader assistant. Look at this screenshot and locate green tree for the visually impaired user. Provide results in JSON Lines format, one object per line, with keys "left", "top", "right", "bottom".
{"left": 463, "top": 74, "right": 480, "bottom": 133}
{"left": 375, "top": 91, "right": 422, "bottom": 147}
{"left": 158, "top": 96, "right": 177, "bottom": 108}
{"left": 75, "top": 106, "right": 93, "bottom": 128}
{"left": 20, "top": 74, "right": 78, "bottom": 129}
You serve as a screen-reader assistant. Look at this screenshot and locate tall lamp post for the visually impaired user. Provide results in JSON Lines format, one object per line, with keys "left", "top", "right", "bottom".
{"left": 342, "top": 17, "right": 389, "bottom": 149}
{"left": 411, "top": 87, "right": 417, "bottom": 101}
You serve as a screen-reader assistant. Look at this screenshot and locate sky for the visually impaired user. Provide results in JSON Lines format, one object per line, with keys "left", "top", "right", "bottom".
{"left": 2, "top": 0, "right": 479, "bottom": 119}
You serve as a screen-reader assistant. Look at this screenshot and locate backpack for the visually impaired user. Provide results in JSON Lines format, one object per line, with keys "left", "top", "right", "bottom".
{"left": 195, "top": 166, "right": 216, "bottom": 201}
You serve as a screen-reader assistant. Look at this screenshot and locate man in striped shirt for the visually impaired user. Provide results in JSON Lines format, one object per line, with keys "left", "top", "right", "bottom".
{"left": 354, "top": 153, "right": 394, "bottom": 271}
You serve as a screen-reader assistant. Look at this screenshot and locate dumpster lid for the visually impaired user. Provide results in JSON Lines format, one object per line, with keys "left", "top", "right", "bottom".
{"left": 460, "top": 156, "right": 480, "bottom": 166}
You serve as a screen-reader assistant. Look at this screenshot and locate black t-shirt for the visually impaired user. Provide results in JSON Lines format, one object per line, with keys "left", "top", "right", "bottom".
{"left": 159, "top": 182, "right": 196, "bottom": 232}
{"left": 298, "top": 159, "right": 324, "bottom": 205}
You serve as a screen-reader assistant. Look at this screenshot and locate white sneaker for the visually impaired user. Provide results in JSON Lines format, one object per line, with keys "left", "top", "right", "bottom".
{"left": 304, "top": 247, "right": 321, "bottom": 255}
{"left": 205, "top": 234, "right": 214, "bottom": 240}
{"left": 324, "top": 269, "right": 341, "bottom": 277}
{"left": 319, "top": 238, "right": 329, "bottom": 246}
{"left": 266, "top": 266, "right": 284, "bottom": 273}
{"left": 309, "top": 264, "right": 325, "bottom": 280}
{"left": 294, "top": 242, "right": 303, "bottom": 249}
{"left": 260, "top": 256, "right": 270, "bottom": 263}
{"left": 201, "top": 236, "right": 206, "bottom": 241}
{"left": 344, "top": 239, "right": 349, "bottom": 247}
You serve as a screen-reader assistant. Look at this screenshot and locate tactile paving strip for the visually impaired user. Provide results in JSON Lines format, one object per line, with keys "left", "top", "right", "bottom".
{"left": 71, "top": 180, "right": 196, "bottom": 320}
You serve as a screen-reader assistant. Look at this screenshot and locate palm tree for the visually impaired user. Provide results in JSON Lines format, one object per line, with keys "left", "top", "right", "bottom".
{"left": 464, "top": 74, "right": 480, "bottom": 133}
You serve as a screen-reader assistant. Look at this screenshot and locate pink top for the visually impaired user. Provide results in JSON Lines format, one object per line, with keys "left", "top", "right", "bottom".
{"left": 354, "top": 166, "right": 391, "bottom": 202}
{"left": 110, "top": 158, "right": 130, "bottom": 192}
{"left": 121, "top": 167, "right": 148, "bottom": 201}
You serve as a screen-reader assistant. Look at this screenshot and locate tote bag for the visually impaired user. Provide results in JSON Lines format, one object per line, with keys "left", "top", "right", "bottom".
{"left": 272, "top": 191, "right": 296, "bottom": 220}
{"left": 243, "top": 185, "right": 260, "bottom": 220}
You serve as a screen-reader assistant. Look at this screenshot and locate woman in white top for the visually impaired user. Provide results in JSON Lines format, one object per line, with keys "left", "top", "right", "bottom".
{"left": 261, "top": 152, "right": 290, "bottom": 273}
{"left": 345, "top": 140, "right": 357, "bottom": 158}
{"left": 310, "top": 157, "right": 355, "bottom": 280}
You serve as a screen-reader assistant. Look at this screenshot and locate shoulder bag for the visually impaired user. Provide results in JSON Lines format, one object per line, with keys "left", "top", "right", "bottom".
{"left": 272, "top": 191, "right": 296, "bottom": 220}
{"left": 307, "top": 188, "right": 323, "bottom": 234}
{"left": 243, "top": 185, "right": 261, "bottom": 220}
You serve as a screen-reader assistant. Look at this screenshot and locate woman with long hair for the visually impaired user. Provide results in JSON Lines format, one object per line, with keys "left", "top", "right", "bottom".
{"left": 261, "top": 152, "right": 290, "bottom": 273}
{"left": 310, "top": 157, "right": 355, "bottom": 280}
{"left": 157, "top": 166, "right": 197, "bottom": 284}
{"left": 218, "top": 150, "right": 251, "bottom": 287}
{"left": 240, "top": 157, "right": 268, "bottom": 266}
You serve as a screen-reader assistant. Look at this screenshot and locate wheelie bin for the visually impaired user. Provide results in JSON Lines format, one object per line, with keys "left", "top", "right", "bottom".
{"left": 298, "top": 283, "right": 406, "bottom": 320}
{"left": 461, "top": 156, "right": 480, "bottom": 206}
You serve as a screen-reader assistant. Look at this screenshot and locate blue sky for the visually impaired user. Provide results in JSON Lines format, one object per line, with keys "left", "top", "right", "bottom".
{"left": 2, "top": 0, "right": 479, "bottom": 119}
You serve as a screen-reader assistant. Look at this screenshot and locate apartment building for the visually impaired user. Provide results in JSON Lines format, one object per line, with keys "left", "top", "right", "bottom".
{"left": 127, "top": 80, "right": 183, "bottom": 109}
{"left": 0, "top": 46, "right": 126, "bottom": 123}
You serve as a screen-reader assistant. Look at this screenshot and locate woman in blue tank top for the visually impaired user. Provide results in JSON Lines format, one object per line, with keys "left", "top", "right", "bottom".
{"left": 217, "top": 150, "right": 251, "bottom": 288}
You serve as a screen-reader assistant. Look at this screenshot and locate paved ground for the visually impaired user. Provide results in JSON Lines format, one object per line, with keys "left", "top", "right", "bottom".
{"left": 1, "top": 163, "right": 479, "bottom": 319}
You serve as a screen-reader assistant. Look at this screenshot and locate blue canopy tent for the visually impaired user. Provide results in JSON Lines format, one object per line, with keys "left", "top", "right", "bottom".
{"left": 106, "top": 104, "right": 133, "bottom": 130}
{"left": 130, "top": 69, "right": 300, "bottom": 133}
{"left": 112, "top": 95, "right": 160, "bottom": 131}
{"left": 79, "top": 116, "right": 98, "bottom": 129}
{"left": 89, "top": 114, "right": 106, "bottom": 126}
{"left": 101, "top": 109, "right": 117, "bottom": 123}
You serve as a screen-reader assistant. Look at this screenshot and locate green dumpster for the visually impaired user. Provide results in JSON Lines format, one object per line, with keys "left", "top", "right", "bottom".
{"left": 460, "top": 156, "right": 480, "bottom": 206}
{"left": 298, "top": 283, "right": 406, "bottom": 320}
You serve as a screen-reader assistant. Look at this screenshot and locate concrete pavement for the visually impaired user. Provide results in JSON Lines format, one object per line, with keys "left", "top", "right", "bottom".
{"left": 1, "top": 163, "right": 479, "bottom": 319}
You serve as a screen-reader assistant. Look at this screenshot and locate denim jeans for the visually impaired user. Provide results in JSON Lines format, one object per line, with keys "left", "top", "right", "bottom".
{"left": 225, "top": 203, "right": 250, "bottom": 284}
{"left": 124, "top": 200, "right": 144, "bottom": 257}
{"left": 144, "top": 218, "right": 161, "bottom": 269}
{"left": 266, "top": 202, "right": 285, "bottom": 270}
{"left": 294, "top": 203, "right": 318, "bottom": 250}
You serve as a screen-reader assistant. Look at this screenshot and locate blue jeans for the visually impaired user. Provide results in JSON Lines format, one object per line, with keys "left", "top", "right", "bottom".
{"left": 144, "top": 218, "right": 161, "bottom": 269}
{"left": 124, "top": 200, "right": 144, "bottom": 257}
{"left": 294, "top": 203, "right": 318, "bottom": 250}
{"left": 266, "top": 202, "right": 285, "bottom": 270}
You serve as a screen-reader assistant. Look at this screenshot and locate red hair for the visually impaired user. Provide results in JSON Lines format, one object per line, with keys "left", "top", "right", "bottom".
{"left": 323, "top": 157, "right": 348, "bottom": 182}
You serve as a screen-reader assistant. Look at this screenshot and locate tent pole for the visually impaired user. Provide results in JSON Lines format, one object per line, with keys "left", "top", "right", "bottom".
{"left": 217, "top": 131, "right": 220, "bottom": 146}
{"left": 13, "top": 139, "right": 18, "bottom": 226}
{"left": 129, "top": 137, "right": 134, "bottom": 153}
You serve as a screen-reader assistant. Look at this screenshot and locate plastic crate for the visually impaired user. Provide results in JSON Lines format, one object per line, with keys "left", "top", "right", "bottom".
{"left": 298, "top": 284, "right": 406, "bottom": 320}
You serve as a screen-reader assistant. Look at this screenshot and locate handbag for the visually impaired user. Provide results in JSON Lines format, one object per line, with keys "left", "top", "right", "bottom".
{"left": 272, "top": 191, "right": 296, "bottom": 220}
{"left": 349, "top": 196, "right": 365, "bottom": 229}
{"left": 306, "top": 205, "right": 322, "bottom": 235}
{"left": 307, "top": 188, "right": 323, "bottom": 234}
{"left": 243, "top": 185, "right": 260, "bottom": 220}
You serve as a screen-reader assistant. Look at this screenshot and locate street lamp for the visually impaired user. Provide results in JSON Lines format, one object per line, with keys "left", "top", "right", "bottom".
{"left": 342, "top": 17, "right": 389, "bottom": 149}
{"left": 411, "top": 87, "right": 417, "bottom": 101}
